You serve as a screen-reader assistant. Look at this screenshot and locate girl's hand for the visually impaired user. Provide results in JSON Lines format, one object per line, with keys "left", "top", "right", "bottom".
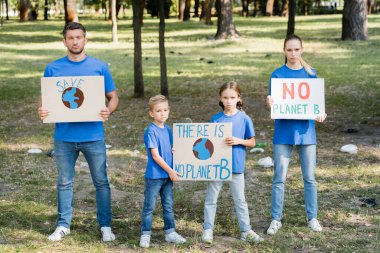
{"left": 266, "top": 95, "right": 274, "bottom": 107}
{"left": 224, "top": 137, "right": 241, "bottom": 146}
{"left": 168, "top": 170, "right": 180, "bottom": 181}
{"left": 316, "top": 113, "right": 327, "bottom": 123}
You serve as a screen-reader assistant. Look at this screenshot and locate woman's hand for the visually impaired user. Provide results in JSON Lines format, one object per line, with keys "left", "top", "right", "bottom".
{"left": 266, "top": 95, "right": 274, "bottom": 108}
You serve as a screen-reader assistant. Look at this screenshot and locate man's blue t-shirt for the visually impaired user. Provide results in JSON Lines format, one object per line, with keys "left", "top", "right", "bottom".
{"left": 43, "top": 55, "right": 116, "bottom": 142}
{"left": 269, "top": 65, "right": 318, "bottom": 145}
{"left": 211, "top": 111, "right": 255, "bottom": 174}
{"left": 144, "top": 123, "right": 173, "bottom": 179}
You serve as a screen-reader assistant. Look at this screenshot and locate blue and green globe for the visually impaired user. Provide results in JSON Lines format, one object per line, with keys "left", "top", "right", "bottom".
{"left": 192, "top": 138, "right": 214, "bottom": 160}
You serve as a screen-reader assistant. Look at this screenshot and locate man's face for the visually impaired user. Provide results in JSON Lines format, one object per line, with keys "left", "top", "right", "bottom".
{"left": 63, "top": 29, "right": 87, "bottom": 55}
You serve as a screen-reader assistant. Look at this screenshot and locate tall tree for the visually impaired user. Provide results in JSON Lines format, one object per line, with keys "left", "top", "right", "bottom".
{"left": 194, "top": 0, "right": 200, "bottom": 17}
{"left": 287, "top": 0, "right": 296, "bottom": 35}
{"left": 215, "top": 0, "right": 239, "bottom": 39}
{"left": 282, "top": 0, "right": 289, "bottom": 16}
{"left": 63, "top": 0, "right": 78, "bottom": 23}
{"left": 5, "top": 0, "right": 9, "bottom": 20}
{"left": 19, "top": 0, "right": 30, "bottom": 21}
{"left": 242, "top": 0, "right": 249, "bottom": 16}
{"left": 342, "top": 0, "right": 368, "bottom": 40}
{"left": 203, "top": 0, "right": 214, "bottom": 25}
{"left": 158, "top": 0, "right": 168, "bottom": 96}
{"left": 132, "top": 0, "right": 144, "bottom": 97}
{"left": 266, "top": 0, "right": 274, "bottom": 16}
{"left": 111, "top": 0, "right": 118, "bottom": 44}
{"left": 44, "top": 0, "right": 49, "bottom": 20}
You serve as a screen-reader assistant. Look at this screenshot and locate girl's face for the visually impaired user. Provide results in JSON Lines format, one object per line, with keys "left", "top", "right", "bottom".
{"left": 284, "top": 39, "right": 303, "bottom": 65}
{"left": 220, "top": 88, "right": 240, "bottom": 112}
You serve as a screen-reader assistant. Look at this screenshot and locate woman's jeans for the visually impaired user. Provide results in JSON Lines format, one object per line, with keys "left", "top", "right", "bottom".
{"left": 271, "top": 144, "right": 318, "bottom": 221}
{"left": 54, "top": 140, "right": 111, "bottom": 228}
{"left": 204, "top": 173, "right": 251, "bottom": 232}
{"left": 141, "top": 178, "right": 175, "bottom": 235}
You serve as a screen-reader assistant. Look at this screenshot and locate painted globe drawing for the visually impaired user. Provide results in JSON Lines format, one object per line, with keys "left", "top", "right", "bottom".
{"left": 192, "top": 138, "right": 214, "bottom": 160}
{"left": 62, "top": 87, "right": 84, "bottom": 109}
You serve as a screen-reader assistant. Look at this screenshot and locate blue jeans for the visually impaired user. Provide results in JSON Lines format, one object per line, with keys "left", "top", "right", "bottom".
{"left": 204, "top": 173, "right": 251, "bottom": 232}
{"left": 141, "top": 178, "right": 175, "bottom": 235}
{"left": 271, "top": 144, "right": 318, "bottom": 221}
{"left": 54, "top": 140, "right": 111, "bottom": 228}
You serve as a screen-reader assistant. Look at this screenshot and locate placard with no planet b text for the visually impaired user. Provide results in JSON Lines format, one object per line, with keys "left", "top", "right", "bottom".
{"left": 173, "top": 123, "right": 232, "bottom": 181}
{"left": 41, "top": 76, "right": 105, "bottom": 123}
{"left": 270, "top": 78, "right": 325, "bottom": 120}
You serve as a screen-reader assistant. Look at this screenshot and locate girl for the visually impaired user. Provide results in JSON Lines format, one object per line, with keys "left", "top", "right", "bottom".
{"left": 266, "top": 34, "right": 326, "bottom": 235}
{"left": 202, "top": 81, "right": 264, "bottom": 244}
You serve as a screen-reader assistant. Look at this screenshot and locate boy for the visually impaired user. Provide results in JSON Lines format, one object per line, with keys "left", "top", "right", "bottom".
{"left": 139, "top": 95, "right": 186, "bottom": 248}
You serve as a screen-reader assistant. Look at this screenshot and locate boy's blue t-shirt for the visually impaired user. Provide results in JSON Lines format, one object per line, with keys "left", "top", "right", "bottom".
{"left": 269, "top": 65, "right": 318, "bottom": 145}
{"left": 144, "top": 123, "right": 173, "bottom": 179}
{"left": 211, "top": 111, "right": 255, "bottom": 174}
{"left": 43, "top": 55, "right": 116, "bottom": 142}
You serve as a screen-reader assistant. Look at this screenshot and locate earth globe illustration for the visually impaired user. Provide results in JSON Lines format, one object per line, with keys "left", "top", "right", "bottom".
{"left": 192, "top": 138, "right": 214, "bottom": 160}
{"left": 62, "top": 87, "right": 84, "bottom": 109}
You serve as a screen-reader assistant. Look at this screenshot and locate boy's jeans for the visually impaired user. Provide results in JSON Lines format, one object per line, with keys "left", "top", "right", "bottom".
{"left": 54, "top": 140, "right": 111, "bottom": 228}
{"left": 141, "top": 178, "right": 175, "bottom": 235}
{"left": 204, "top": 173, "right": 251, "bottom": 232}
{"left": 271, "top": 144, "right": 318, "bottom": 221}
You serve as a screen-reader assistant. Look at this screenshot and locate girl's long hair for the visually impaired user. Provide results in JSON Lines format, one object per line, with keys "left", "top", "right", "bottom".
{"left": 284, "top": 34, "right": 315, "bottom": 76}
{"left": 219, "top": 81, "right": 243, "bottom": 111}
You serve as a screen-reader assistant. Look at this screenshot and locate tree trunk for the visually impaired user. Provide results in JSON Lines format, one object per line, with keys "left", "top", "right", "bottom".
{"left": 64, "top": 0, "right": 78, "bottom": 23}
{"left": 342, "top": 0, "right": 368, "bottom": 40}
{"left": 158, "top": 0, "right": 168, "bottom": 96}
{"left": 287, "top": 0, "right": 296, "bottom": 35}
{"left": 19, "top": 0, "right": 30, "bottom": 21}
{"left": 5, "top": 0, "right": 9, "bottom": 20}
{"left": 282, "top": 0, "right": 289, "bottom": 16}
{"left": 132, "top": 0, "right": 144, "bottom": 97}
{"left": 108, "top": 0, "right": 112, "bottom": 20}
{"left": 215, "top": 0, "right": 239, "bottom": 40}
{"left": 194, "top": 0, "right": 200, "bottom": 17}
{"left": 203, "top": 0, "right": 214, "bottom": 25}
{"left": 242, "top": 0, "right": 249, "bottom": 17}
{"left": 253, "top": 0, "right": 259, "bottom": 16}
{"left": 44, "top": 0, "right": 49, "bottom": 20}
{"left": 266, "top": 0, "right": 274, "bottom": 16}
{"left": 178, "top": 0, "right": 190, "bottom": 21}
{"left": 54, "top": 0, "right": 59, "bottom": 16}
{"left": 111, "top": 0, "right": 118, "bottom": 44}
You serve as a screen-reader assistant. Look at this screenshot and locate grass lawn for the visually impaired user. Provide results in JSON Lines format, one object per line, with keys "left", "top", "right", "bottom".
{"left": 0, "top": 14, "right": 379, "bottom": 252}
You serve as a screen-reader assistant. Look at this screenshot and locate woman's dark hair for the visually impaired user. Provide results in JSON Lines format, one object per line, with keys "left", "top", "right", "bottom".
{"left": 218, "top": 81, "right": 243, "bottom": 111}
{"left": 62, "top": 22, "right": 86, "bottom": 38}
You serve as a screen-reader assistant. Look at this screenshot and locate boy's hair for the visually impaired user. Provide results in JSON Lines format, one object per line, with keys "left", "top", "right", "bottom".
{"left": 149, "top": 95, "right": 169, "bottom": 110}
{"left": 283, "top": 34, "right": 315, "bottom": 76}
{"left": 62, "top": 22, "right": 86, "bottom": 38}
{"left": 219, "top": 81, "right": 243, "bottom": 111}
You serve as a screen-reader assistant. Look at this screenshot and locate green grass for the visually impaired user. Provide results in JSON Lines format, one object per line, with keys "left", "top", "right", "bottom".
{"left": 0, "top": 14, "right": 379, "bottom": 252}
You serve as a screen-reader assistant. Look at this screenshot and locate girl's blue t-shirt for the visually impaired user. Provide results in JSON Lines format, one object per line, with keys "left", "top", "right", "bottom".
{"left": 144, "top": 123, "right": 173, "bottom": 179}
{"left": 269, "top": 64, "right": 317, "bottom": 145}
{"left": 211, "top": 111, "right": 255, "bottom": 174}
{"left": 43, "top": 55, "right": 116, "bottom": 142}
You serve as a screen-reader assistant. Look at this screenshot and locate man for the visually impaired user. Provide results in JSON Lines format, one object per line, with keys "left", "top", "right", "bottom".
{"left": 38, "top": 22, "right": 119, "bottom": 242}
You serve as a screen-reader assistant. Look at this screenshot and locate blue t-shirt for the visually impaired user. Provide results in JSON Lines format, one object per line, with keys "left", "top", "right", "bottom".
{"left": 269, "top": 65, "right": 318, "bottom": 145}
{"left": 211, "top": 111, "right": 255, "bottom": 174}
{"left": 144, "top": 123, "right": 173, "bottom": 179}
{"left": 43, "top": 55, "right": 116, "bottom": 142}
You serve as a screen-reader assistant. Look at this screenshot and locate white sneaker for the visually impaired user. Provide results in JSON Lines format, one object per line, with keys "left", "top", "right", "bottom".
{"left": 202, "top": 229, "right": 213, "bottom": 244}
{"left": 241, "top": 230, "right": 264, "bottom": 243}
{"left": 165, "top": 231, "right": 186, "bottom": 244}
{"left": 101, "top": 227, "right": 116, "bottom": 242}
{"left": 139, "top": 234, "right": 151, "bottom": 248}
{"left": 308, "top": 218, "right": 323, "bottom": 232}
{"left": 267, "top": 220, "right": 282, "bottom": 235}
{"left": 47, "top": 226, "right": 70, "bottom": 241}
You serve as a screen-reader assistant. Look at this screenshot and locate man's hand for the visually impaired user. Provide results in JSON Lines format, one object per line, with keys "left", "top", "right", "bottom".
{"left": 38, "top": 107, "right": 49, "bottom": 120}
{"left": 100, "top": 107, "right": 111, "bottom": 121}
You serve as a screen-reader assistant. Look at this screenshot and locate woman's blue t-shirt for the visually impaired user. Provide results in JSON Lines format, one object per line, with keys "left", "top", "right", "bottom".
{"left": 269, "top": 65, "right": 317, "bottom": 145}
{"left": 44, "top": 55, "right": 116, "bottom": 142}
{"left": 144, "top": 123, "right": 173, "bottom": 179}
{"left": 211, "top": 111, "right": 255, "bottom": 174}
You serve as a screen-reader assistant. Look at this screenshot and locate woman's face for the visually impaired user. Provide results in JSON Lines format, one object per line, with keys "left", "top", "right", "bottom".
{"left": 284, "top": 39, "right": 303, "bottom": 65}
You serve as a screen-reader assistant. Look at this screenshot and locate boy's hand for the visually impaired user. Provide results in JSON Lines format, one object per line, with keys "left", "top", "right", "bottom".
{"left": 224, "top": 137, "right": 240, "bottom": 146}
{"left": 38, "top": 107, "right": 49, "bottom": 120}
{"left": 100, "top": 107, "right": 111, "bottom": 121}
{"left": 168, "top": 170, "right": 180, "bottom": 181}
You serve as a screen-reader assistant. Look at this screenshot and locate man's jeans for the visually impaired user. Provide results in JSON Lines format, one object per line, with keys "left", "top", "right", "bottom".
{"left": 204, "top": 173, "right": 251, "bottom": 232}
{"left": 271, "top": 144, "right": 318, "bottom": 221}
{"left": 141, "top": 178, "right": 175, "bottom": 235}
{"left": 54, "top": 140, "right": 111, "bottom": 228}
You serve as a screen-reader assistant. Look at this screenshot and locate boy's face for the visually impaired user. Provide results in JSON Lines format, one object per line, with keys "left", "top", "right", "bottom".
{"left": 149, "top": 101, "right": 170, "bottom": 125}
